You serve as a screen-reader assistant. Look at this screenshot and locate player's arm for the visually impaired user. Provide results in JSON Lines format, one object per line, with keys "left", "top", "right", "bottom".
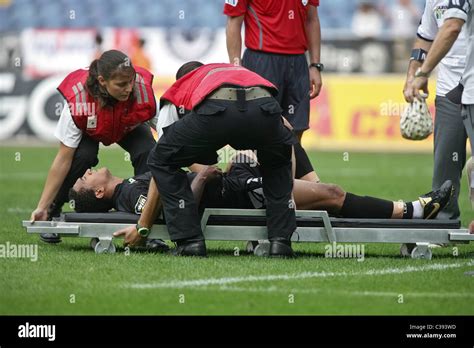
{"left": 404, "top": 0, "right": 439, "bottom": 102}
{"left": 403, "top": 38, "right": 432, "bottom": 103}
{"left": 190, "top": 166, "right": 223, "bottom": 205}
{"left": 31, "top": 143, "right": 76, "bottom": 222}
{"left": 412, "top": 18, "right": 464, "bottom": 99}
{"left": 137, "top": 178, "right": 162, "bottom": 230}
{"left": 189, "top": 163, "right": 211, "bottom": 173}
{"left": 306, "top": 5, "right": 322, "bottom": 99}
{"left": 226, "top": 15, "right": 245, "bottom": 66}
{"left": 419, "top": 18, "right": 464, "bottom": 75}
{"left": 411, "top": 0, "right": 470, "bottom": 99}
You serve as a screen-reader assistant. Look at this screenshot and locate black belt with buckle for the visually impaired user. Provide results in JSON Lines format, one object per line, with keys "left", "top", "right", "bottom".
{"left": 207, "top": 87, "right": 272, "bottom": 101}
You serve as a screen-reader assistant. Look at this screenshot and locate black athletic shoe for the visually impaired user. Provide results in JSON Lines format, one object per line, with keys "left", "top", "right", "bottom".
{"left": 40, "top": 202, "right": 63, "bottom": 244}
{"left": 126, "top": 239, "right": 170, "bottom": 253}
{"left": 172, "top": 239, "right": 207, "bottom": 257}
{"left": 269, "top": 239, "right": 295, "bottom": 258}
{"left": 419, "top": 180, "right": 454, "bottom": 219}
{"left": 144, "top": 239, "right": 170, "bottom": 253}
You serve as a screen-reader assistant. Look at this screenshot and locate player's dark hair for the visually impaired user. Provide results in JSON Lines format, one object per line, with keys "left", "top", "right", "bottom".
{"left": 68, "top": 188, "right": 113, "bottom": 213}
{"left": 86, "top": 49, "right": 136, "bottom": 108}
{"left": 176, "top": 61, "right": 203, "bottom": 80}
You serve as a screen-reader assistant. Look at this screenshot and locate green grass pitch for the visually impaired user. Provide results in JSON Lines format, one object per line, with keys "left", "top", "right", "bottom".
{"left": 1, "top": 146, "right": 473, "bottom": 315}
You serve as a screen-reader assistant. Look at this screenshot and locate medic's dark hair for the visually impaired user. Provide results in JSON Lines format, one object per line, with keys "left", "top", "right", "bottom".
{"left": 86, "top": 49, "right": 136, "bottom": 107}
{"left": 176, "top": 61, "right": 204, "bottom": 80}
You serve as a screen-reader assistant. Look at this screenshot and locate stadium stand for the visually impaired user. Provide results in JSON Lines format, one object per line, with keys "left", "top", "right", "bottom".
{"left": 1, "top": 0, "right": 426, "bottom": 32}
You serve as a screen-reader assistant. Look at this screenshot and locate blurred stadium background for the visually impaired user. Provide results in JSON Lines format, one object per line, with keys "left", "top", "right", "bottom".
{"left": 0, "top": 0, "right": 442, "bottom": 152}
{"left": 1, "top": 0, "right": 474, "bottom": 316}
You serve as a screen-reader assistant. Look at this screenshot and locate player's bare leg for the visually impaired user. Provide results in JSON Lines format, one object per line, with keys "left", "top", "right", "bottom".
{"left": 292, "top": 179, "right": 453, "bottom": 220}
{"left": 293, "top": 180, "right": 395, "bottom": 217}
{"left": 292, "top": 180, "right": 344, "bottom": 215}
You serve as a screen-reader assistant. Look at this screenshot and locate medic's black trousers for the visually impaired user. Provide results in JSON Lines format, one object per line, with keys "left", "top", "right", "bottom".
{"left": 148, "top": 96, "right": 296, "bottom": 242}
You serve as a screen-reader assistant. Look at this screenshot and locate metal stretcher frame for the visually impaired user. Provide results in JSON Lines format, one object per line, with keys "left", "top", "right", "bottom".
{"left": 22, "top": 209, "right": 474, "bottom": 259}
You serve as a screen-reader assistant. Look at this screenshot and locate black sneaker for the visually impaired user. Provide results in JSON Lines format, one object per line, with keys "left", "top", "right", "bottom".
{"left": 127, "top": 239, "right": 170, "bottom": 253}
{"left": 40, "top": 202, "right": 63, "bottom": 244}
{"left": 173, "top": 239, "right": 207, "bottom": 257}
{"left": 269, "top": 239, "right": 295, "bottom": 258}
{"left": 419, "top": 180, "right": 454, "bottom": 219}
{"left": 144, "top": 239, "right": 170, "bottom": 253}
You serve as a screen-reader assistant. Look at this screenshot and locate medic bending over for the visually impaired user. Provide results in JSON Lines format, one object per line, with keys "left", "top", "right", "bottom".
{"left": 30, "top": 50, "right": 157, "bottom": 244}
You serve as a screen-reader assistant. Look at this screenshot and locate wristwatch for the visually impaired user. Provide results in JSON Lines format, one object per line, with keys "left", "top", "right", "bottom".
{"left": 309, "top": 63, "right": 324, "bottom": 72}
{"left": 414, "top": 67, "right": 430, "bottom": 78}
{"left": 136, "top": 223, "right": 150, "bottom": 238}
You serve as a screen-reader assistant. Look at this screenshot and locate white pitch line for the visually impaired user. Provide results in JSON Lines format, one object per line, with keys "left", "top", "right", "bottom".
{"left": 125, "top": 262, "right": 471, "bottom": 290}
{"left": 211, "top": 286, "right": 474, "bottom": 299}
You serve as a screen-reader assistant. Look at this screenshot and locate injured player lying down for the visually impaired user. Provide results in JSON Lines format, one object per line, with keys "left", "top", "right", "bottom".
{"left": 68, "top": 152, "right": 453, "bottom": 221}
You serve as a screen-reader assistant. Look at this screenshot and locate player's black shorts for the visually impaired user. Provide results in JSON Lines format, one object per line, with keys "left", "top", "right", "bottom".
{"left": 242, "top": 49, "right": 310, "bottom": 132}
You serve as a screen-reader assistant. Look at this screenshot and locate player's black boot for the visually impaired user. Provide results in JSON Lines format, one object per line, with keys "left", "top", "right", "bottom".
{"left": 419, "top": 180, "right": 454, "bottom": 219}
{"left": 39, "top": 202, "right": 62, "bottom": 244}
{"left": 401, "top": 180, "right": 454, "bottom": 257}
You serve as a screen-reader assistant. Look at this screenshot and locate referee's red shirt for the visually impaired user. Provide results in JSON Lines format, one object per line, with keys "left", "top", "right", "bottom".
{"left": 223, "top": 0, "right": 319, "bottom": 55}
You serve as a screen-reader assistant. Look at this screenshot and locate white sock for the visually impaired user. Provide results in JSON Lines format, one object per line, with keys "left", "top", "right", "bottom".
{"left": 412, "top": 201, "right": 423, "bottom": 218}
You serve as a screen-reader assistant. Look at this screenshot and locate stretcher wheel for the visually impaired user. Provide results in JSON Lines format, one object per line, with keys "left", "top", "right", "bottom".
{"left": 94, "top": 240, "right": 116, "bottom": 254}
{"left": 411, "top": 245, "right": 432, "bottom": 260}
{"left": 254, "top": 241, "right": 270, "bottom": 257}
{"left": 90, "top": 238, "right": 99, "bottom": 250}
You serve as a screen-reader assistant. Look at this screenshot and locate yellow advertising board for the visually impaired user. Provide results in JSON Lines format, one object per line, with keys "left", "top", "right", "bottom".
{"left": 304, "top": 75, "right": 439, "bottom": 152}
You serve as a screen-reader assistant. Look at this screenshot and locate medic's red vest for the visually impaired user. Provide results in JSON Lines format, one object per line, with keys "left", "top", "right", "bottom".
{"left": 57, "top": 66, "right": 156, "bottom": 145}
{"left": 160, "top": 63, "right": 277, "bottom": 110}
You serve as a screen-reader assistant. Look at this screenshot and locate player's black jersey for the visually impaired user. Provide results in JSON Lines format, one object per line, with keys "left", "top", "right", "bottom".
{"left": 112, "top": 172, "right": 198, "bottom": 214}
{"left": 111, "top": 163, "right": 265, "bottom": 215}
{"left": 112, "top": 172, "right": 152, "bottom": 215}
